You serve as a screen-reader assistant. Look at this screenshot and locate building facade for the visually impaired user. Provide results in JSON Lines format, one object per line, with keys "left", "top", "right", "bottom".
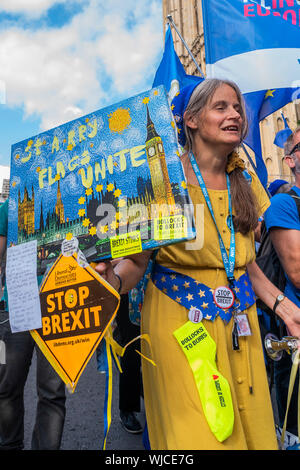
{"left": 162, "top": 0, "right": 300, "bottom": 183}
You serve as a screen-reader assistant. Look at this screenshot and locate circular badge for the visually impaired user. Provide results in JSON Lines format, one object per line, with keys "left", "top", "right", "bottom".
{"left": 213, "top": 286, "right": 235, "bottom": 310}
{"left": 61, "top": 236, "right": 79, "bottom": 257}
{"left": 188, "top": 307, "right": 203, "bottom": 324}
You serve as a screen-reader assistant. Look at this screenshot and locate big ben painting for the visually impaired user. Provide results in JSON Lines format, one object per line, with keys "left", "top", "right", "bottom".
{"left": 145, "top": 105, "right": 175, "bottom": 207}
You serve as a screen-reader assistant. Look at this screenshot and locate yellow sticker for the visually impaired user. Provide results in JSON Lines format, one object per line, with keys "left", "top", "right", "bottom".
{"left": 110, "top": 230, "right": 142, "bottom": 258}
{"left": 154, "top": 215, "right": 187, "bottom": 240}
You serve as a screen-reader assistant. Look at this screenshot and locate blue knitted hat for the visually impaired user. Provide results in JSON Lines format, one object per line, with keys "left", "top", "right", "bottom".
{"left": 268, "top": 179, "right": 289, "bottom": 197}
{"left": 171, "top": 80, "right": 203, "bottom": 147}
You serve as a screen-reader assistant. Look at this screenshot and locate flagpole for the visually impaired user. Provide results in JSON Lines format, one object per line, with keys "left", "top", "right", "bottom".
{"left": 166, "top": 15, "right": 205, "bottom": 79}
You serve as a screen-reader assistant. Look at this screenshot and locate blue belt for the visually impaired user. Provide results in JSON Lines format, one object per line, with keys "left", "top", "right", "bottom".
{"left": 152, "top": 264, "right": 256, "bottom": 324}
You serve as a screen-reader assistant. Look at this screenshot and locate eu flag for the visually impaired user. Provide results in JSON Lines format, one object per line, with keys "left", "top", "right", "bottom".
{"left": 152, "top": 25, "right": 203, "bottom": 100}
{"left": 273, "top": 113, "right": 292, "bottom": 149}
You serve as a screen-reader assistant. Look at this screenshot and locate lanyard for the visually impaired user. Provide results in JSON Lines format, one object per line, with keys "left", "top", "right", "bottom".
{"left": 189, "top": 151, "right": 236, "bottom": 284}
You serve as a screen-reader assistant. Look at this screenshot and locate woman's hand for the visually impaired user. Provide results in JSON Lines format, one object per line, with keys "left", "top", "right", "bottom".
{"left": 93, "top": 251, "right": 152, "bottom": 295}
{"left": 247, "top": 261, "right": 300, "bottom": 346}
{"left": 276, "top": 298, "right": 300, "bottom": 345}
{"left": 94, "top": 261, "right": 121, "bottom": 293}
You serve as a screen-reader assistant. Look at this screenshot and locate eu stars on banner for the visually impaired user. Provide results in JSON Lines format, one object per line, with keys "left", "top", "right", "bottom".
{"left": 201, "top": 0, "right": 300, "bottom": 187}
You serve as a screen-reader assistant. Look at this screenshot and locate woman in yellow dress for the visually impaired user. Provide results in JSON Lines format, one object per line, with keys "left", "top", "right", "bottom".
{"left": 96, "top": 79, "right": 300, "bottom": 450}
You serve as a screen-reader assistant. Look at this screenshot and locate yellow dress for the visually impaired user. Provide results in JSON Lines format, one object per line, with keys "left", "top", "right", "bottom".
{"left": 141, "top": 171, "right": 278, "bottom": 450}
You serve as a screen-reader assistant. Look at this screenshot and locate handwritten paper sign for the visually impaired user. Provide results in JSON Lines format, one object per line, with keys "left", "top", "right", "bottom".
{"left": 6, "top": 240, "right": 42, "bottom": 332}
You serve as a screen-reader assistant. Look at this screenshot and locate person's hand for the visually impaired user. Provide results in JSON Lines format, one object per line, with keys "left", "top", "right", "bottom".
{"left": 94, "top": 261, "right": 121, "bottom": 293}
{"left": 278, "top": 299, "right": 300, "bottom": 348}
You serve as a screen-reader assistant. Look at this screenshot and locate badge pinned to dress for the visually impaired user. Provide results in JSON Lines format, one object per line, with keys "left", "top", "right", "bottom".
{"left": 188, "top": 307, "right": 203, "bottom": 324}
{"left": 213, "top": 286, "right": 235, "bottom": 310}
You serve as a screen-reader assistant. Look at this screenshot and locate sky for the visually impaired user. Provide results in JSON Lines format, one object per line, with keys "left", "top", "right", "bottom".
{"left": 0, "top": 0, "right": 164, "bottom": 171}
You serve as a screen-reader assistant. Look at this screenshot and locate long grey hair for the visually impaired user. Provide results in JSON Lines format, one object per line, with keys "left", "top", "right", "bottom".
{"left": 183, "top": 78, "right": 249, "bottom": 153}
{"left": 182, "top": 78, "right": 260, "bottom": 235}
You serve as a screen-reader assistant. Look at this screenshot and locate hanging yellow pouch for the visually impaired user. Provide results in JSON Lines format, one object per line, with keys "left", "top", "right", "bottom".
{"left": 173, "top": 321, "right": 234, "bottom": 442}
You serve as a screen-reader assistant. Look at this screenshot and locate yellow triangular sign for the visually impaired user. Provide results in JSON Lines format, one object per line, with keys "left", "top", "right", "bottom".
{"left": 31, "top": 253, "right": 120, "bottom": 392}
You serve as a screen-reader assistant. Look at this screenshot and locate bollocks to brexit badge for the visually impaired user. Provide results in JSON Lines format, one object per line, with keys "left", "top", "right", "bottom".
{"left": 30, "top": 237, "right": 120, "bottom": 392}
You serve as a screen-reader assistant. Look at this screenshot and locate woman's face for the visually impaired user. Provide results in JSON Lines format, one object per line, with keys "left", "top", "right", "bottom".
{"left": 188, "top": 84, "right": 243, "bottom": 149}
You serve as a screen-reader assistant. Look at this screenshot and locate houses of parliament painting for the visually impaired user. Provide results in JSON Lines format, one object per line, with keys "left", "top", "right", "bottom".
{"left": 7, "top": 86, "right": 195, "bottom": 274}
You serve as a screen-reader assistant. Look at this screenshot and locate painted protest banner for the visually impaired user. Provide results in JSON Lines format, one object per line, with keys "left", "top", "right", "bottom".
{"left": 7, "top": 86, "right": 196, "bottom": 275}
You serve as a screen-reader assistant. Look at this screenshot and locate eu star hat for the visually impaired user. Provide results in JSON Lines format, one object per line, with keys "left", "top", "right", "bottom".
{"left": 268, "top": 179, "right": 289, "bottom": 197}
{"left": 171, "top": 79, "right": 204, "bottom": 147}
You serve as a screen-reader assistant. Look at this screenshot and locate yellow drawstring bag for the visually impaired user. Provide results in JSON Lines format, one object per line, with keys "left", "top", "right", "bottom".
{"left": 173, "top": 320, "right": 234, "bottom": 442}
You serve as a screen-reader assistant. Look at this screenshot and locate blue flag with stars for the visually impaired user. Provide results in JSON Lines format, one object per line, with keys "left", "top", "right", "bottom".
{"left": 153, "top": 264, "right": 256, "bottom": 324}
{"left": 274, "top": 112, "right": 292, "bottom": 149}
{"left": 201, "top": 0, "right": 300, "bottom": 187}
{"left": 152, "top": 25, "right": 203, "bottom": 101}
